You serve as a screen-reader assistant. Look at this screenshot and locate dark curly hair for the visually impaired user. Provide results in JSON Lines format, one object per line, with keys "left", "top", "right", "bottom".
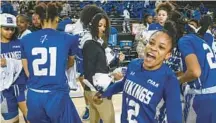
{"left": 155, "top": 2, "right": 175, "bottom": 15}
{"left": 80, "top": 5, "right": 105, "bottom": 29}
{"left": 198, "top": 15, "right": 213, "bottom": 37}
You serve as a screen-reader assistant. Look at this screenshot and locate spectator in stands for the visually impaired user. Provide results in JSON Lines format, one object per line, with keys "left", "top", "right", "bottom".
{"left": 29, "top": 13, "right": 41, "bottom": 32}
{"left": 136, "top": 2, "right": 174, "bottom": 59}
{"left": 192, "top": 7, "right": 201, "bottom": 21}
{"left": 27, "top": 1, "right": 36, "bottom": 14}
{"left": 143, "top": 14, "right": 153, "bottom": 29}
{"left": 148, "top": 2, "right": 174, "bottom": 30}
{"left": 1, "top": 1, "right": 15, "bottom": 15}
{"left": 11, "top": 1, "right": 19, "bottom": 16}
{"left": 135, "top": 14, "right": 153, "bottom": 58}
{"left": 19, "top": 1, "right": 28, "bottom": 14}
{"left": 16, "top": 14, "right": 31, "bottom": 39}
{"left": 122, "top": 7, "right": 131, "bottom": 33}
{"left": 60, "top": 1, "right": 71, "bottom": 18}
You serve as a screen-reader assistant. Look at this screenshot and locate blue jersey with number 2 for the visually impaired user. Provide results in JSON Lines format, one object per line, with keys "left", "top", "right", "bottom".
{"left": 121, "top": 59, "right": 182, "bottom": 123}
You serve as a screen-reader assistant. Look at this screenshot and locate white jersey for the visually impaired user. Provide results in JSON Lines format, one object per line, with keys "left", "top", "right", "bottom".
{"left": 0, "top": 59, "right": 22, "bottom": 91}
{"left": 66, "top": 61, "right": 78, "bottom": 90}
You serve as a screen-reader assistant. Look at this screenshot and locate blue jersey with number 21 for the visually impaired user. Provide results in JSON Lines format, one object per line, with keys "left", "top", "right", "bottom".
{"left": 21, "top": 28, "right": 79, "bottom": 91}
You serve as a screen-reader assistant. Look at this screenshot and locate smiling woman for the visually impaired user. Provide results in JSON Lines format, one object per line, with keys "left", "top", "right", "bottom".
{"left": 144, "top": 31, "right": 173, "bottom": 70}
{"left": 94, "top": 20, "right": 183, "bottom": 123}
{"left": 16, "top": 14, "right": 31, "bottom": 39}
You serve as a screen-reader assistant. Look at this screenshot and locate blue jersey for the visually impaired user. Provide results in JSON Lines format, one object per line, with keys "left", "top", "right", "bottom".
{"left": 148, "top": 23, "right": 163, "bottom": 31}
{"left": 203, "top": 32, "right": 214, "bottom": 49}
{"left": 57, "top": 18, "right": 72, "bottom": 31}
{"left": 178, "top": 34, "right": 216, "bottom": 89}
{"left": 0, "top": 40, "right": 27, "bottom": 85}
{"left": 21, "top": 28, "right": 79, "bottom": 91}
{"left": 121, "top": 59, "right": 182, "bottom": 123}
{"left": 73, "top": 30, "right": 92, "bottom": 75}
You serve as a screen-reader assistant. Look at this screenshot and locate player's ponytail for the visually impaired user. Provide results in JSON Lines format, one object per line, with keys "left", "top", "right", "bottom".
{"left": 167, "top": 10, "right": 185, "bottom": 42}
{"left": 163, "top": 20, "right": 177, "bottom": 50}
{"left": 197, "top": 15, "right": 213, "bottom": 37}
{"left": 34, "top": 2, "right": 62, "bottom": 25}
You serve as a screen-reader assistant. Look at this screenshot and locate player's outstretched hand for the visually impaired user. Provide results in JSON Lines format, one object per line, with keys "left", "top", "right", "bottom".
{"left": 112, "top": 72, "right": 123, "bottom": 81}
{"left": 93, "top": 92, "right": 103, "bottom": 105}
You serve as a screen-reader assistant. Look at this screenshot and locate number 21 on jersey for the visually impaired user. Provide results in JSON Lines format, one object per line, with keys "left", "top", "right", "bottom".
{"left": 32, "top": 47, "right": 57, "bottom": 76}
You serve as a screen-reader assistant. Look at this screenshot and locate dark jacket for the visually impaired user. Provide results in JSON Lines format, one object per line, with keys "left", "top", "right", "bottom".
{"left": 83, "top": 40, "right": 109, "bottom": 91}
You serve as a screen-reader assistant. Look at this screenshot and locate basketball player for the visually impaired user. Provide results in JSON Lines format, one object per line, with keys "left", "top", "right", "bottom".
{"left": 20, "top": 2, "right": 81, "bottom": 123}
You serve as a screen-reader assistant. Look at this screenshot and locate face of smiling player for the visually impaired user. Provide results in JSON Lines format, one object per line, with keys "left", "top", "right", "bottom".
{"left": 143, "top": 31, "right": 172, "bottom": 70}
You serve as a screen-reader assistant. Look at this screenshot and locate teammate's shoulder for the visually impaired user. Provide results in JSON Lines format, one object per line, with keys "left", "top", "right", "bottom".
{"left": 19, "top": 32, "right": 32, "bottom": 44}
{"left": 60, "top": 31, "right": 77, "bottom": 37}
{"left": 59, "top": 31, "right": 79, "bottom": 42}
{"left": 178, "top": 34, "right": 195, "bottom": 44}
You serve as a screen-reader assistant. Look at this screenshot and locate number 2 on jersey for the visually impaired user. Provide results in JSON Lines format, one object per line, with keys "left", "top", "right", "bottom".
{"left": 32, "top": 47, "right": 57, "bottom": 76}
{"left": 203, "top": 43, "right": 216, "bottom": 69}
{"left": 127, "top": 98, "right": 140, "bottom": 123}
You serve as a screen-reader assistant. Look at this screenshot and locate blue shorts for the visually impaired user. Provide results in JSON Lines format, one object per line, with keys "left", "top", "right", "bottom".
{"left": 184, "top": 93, "right": 216, "bottom": 123}
{"left": 27, "top": 89, "right": 81, "bottom": 123}
{"left": 1, "top": 84, "right": 27, "bottom": 120}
